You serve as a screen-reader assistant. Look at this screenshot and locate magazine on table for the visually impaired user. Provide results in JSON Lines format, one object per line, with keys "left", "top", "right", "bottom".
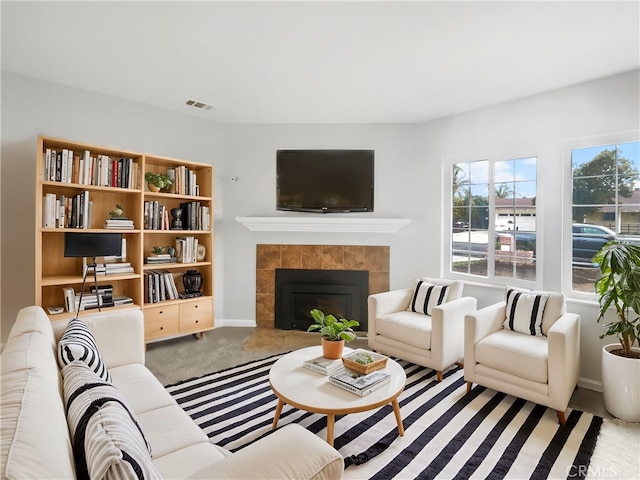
{"left": 303, "top": 355, "right": 343, "bottom": 376}
{"left": 329, "top": 368, "right": 390, "bottom": 396}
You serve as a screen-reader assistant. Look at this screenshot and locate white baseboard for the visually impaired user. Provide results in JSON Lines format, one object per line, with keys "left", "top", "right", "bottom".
{"left": 215, "top": 318, "right": 256, "bottom": 328}
{"left": 578, "top": 377, "right": 602, "bottom": 392}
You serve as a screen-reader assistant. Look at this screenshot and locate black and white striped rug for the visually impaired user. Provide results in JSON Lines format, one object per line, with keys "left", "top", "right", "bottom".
{"left": 166, "top": 354, "right": 602, "bottom": 479}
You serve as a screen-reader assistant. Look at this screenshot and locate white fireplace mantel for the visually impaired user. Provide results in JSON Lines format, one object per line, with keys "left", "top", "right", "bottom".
{"left": 235, "top": 216, "right": 411, "bottom": 233}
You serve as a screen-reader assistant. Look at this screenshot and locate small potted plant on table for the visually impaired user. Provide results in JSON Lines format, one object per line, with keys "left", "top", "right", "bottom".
{"left": 307, "top": 308, "right": 359, "bottom": 359}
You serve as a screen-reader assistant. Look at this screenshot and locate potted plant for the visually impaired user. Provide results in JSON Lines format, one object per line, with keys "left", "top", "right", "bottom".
{"left": 151, "top": 246, "right": 167, "bottom": 256}
{"left": 145, "top": 172, "right": 172, "bottom": 192}
{"left": 307, "top": 308, "right": 359, "bottom": 359}
{"left": 593, "top": 240, "right": 640, "bottom": 421}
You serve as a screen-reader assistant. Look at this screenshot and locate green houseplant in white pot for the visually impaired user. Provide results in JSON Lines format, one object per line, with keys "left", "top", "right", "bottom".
{"left": 307, "top": 308, "right": 359, "bottom": 359}
{"left": 593, "top": 240, "right": 640, "bottom": 421}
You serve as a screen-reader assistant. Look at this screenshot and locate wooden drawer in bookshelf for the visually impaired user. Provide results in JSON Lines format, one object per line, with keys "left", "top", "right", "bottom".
{"left": 179, "top": 298, "right": 213, "bottom": 333}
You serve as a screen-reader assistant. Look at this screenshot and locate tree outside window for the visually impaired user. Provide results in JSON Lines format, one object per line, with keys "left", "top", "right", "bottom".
{"left": 451, "top": 157, "right": 537, "bottom": 281}
{"left": 571, "top": 141, "right": 640, "bottom": 292}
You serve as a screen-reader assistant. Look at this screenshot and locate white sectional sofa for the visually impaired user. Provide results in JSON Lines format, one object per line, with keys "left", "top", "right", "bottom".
{"left": 1, "top": 306, "right": 344, "bottom": 479}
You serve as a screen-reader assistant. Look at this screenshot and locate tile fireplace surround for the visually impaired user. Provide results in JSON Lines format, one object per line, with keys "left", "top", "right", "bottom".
{"left": 256, "top": 244, "right": 390, "bottom": 329}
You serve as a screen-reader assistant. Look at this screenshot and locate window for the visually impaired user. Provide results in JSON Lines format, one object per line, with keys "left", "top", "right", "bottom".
{"left": 571, "top": 141, "right": 640, "bottom": 292}
{"left": 451, "top": 156, "right": 537, "bottom": 282}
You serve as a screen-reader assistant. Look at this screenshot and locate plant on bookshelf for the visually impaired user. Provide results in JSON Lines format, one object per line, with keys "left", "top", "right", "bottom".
{"left": 145, "top": 172, "right": 172, "bottom": 192}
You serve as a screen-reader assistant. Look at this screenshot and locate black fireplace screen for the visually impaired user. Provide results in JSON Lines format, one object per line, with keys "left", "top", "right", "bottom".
{"left": 275, "top": 269, "right": 369, "bottom": 331}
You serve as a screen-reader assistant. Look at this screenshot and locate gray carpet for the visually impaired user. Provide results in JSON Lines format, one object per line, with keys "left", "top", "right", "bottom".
{"left": 145, "top": 327, "right": 368, "bottom": 385}
{"left": 146, "top": 328, "right": 265, "bottom": 385}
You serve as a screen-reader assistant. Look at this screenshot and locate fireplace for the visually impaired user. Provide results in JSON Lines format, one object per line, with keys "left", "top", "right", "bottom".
{"left": 255, "top": 244, "right": 389, "bottom": 329}
{"left": 275, "top": 269, "right": 369, "bottom": 332}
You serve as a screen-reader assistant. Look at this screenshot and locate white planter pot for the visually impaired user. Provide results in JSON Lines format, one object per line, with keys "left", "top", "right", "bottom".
{"left": 601, "top": 344, "right": 640, "bottom": 422}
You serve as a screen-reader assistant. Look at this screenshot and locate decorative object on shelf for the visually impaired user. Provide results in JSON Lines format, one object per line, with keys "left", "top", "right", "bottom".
{"left": 182, "top": 270, "right": 203, "bottom": 293}
{"left": 108, "top": 204, "right": 126, "bottom": 219}
{"left": 145, "top": 172, "right": 172, "bottom": 192}
{"left": 342, "top": 349, "right": 388, "bottom": 375}
{"left": 593, "top": 240, "right": 640, "bottom": 421}
{"left": 196, "top": 244, "right": 206, "bottom": 261}
{"left": 151, "top": 245, "right": 169, "bottom": 256}
{"left": 170, "top": 207, "right": 183, "bottom": 229}
{"left": 307, "top": 308, "right": 359, "bottom": 359}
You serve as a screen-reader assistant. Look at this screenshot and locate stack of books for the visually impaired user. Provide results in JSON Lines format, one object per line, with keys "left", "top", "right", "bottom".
{"left": 112, "top": 295, "right": 134, "bottom": 306}
{"left": 145, "top": 254, "right": 175, "bottom": 264}
{"left": 62, "top": 287, "right": 102, "bottom": 312}
{"left": 62, "top": 285, "right": 134, "bottom": 312}
{"left": 303, "top": 355, "right": 343, "bottom": 376}
{"left": 86, "top": 262, "right": 134, "bottom": 276}
{"left": 104, "top": 218, "right": 134, "bottom": 229}
{"left": 89, "top": 284, "right": 114, "bottom": 307}
{"left": 328, "top": 369, "right": 391, "bottom": 397}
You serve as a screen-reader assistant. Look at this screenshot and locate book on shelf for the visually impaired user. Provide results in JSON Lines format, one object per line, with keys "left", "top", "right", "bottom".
{"left": 112, "top": 295, "right": 134, "bottom": 306}
{"left": 43, "top": 147, "right": 138, "bottom": 189}
{"left": 145, "top": 256, "right": 176, "bottom": 264}
{"left": 63, "top": 286, "right": 126, "bottom": 311}
{"left": 62, "top": 287, "right": 76, "bottom": 312}
{"left": 90, "top": 284, "right": 113, "bottom": 295}
{"left": 144, "top": 270, "right": 179, "bottom": 303}
{"left": 328, "top": 369, "right": 391, "bottom": 397}
{"left": 104, "top": 264, "right": 134, "bottom": 275}
{"left": 144, "top": 201, "right": 171, "bottom": 230}
{"left": 175, "top": 236, "right": 198, "bottom": 263}
{"left": 303, "top": 356, "right": 344, "bottom": 376}
{"left": 84, "top": 261, "right": 134, "bottom": 276}
{"left": 174, "top": 165, "right": 198, "bottom": 196}
{"left": 104, "top": 218, "right": 134, "bottom": 229}
{"left": 73, "top": 293, "right": 104, "bottom": 311}
{"left": 166, "top": 168, "right": 176, "bottom": 194}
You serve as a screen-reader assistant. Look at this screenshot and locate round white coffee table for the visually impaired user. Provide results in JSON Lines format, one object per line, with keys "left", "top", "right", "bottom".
{"left": 269, "top": 346, "right": 406, "bottom": 446}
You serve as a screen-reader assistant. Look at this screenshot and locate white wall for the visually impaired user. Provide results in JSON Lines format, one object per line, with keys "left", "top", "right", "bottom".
{"left": 218, "top": 123, "right": 430, "bottom": 321}
{"left": 2, "top": 69, "right": 639, "bottom": 387}
{"left": 1, "top": 72, "right": 225, "bottom": 341}
{"left": 419, "top": 70, "right": 640, "bottom": 388}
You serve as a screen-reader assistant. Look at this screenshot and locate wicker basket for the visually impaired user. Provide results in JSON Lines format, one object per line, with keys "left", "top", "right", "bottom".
{"left": 342, "top": 349, "right": 388, "bottom": 375}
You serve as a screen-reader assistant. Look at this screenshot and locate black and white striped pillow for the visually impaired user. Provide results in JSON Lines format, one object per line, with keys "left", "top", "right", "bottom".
{"left": 504, "top": 288, "right": 549, "bottom": 336}
{"left": 58, "top": 318, "right": 111, "bottom": 383}
{"left": 408, "top": 281, "right": 449, "bottom": 316}
{"left": 62, "top": 362, "right": 160, "bottom": 480}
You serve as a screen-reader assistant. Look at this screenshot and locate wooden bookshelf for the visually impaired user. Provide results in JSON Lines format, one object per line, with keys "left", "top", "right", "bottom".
{"left": 35, "top": 136, "right": 214, "bottom": 342}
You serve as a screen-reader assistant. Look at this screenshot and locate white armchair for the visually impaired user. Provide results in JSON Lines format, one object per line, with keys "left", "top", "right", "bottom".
{"left": 368, "top": 277, "right": 477, "bottom": 381}
{"left": 463, "top": 290, "right": 580, "bottom": 426}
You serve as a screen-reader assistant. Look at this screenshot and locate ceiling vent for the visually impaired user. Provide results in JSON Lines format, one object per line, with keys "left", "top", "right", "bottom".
{"left": 185, "top": 99, "right": 214, "bottom": 111}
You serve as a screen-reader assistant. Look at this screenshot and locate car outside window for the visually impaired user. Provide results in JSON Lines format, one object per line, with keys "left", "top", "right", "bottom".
{"left": 571, "top": 141, "right": 640, "bottom": 292}
{"left": 451, "top": 156, "right": 537, "bottom": 282}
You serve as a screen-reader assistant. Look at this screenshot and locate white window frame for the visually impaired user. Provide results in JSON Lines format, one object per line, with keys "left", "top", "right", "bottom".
{"left": 562, "top": 129, "right": 640, "bottom": 299}
{"left": 443, "top": 149, "right": 540, "bottom": 289}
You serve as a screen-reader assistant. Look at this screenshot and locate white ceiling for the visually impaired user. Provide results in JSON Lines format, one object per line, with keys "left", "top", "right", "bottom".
{"left": 2, "top": 1, "right": 639, "bottom": 124}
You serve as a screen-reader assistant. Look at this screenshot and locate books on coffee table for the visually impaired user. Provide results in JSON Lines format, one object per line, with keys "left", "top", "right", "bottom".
{"left": 303, "top": 355, "right": 343, "bottom": 376}
{"left": 328, "top": 368, "right": 391, "bottom": 396}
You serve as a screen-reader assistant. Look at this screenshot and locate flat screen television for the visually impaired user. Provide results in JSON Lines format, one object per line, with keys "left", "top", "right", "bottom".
{"left": 64, "top": 232, "right": 123, "bottom": 258}
{"left": 276, "top": 149, "right": 374, "bottom": 213}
